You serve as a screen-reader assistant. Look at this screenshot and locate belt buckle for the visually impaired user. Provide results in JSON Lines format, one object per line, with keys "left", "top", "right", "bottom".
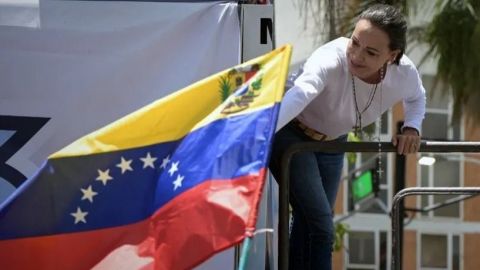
{"left": 304, "top": 127, "right": 326, "bottom": 141}
{"left": 293, "top": 119, "right": 330, "bottom": 141}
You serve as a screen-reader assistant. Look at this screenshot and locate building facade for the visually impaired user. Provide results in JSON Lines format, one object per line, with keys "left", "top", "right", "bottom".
{"left": 332, "top": 81, "right": 480, "bottom": 270}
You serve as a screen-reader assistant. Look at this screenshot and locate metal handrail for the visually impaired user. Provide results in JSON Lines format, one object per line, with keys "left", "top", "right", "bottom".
{"left": 391, "top": 187, "right": 480, "bottom": 270}
{"left": 278, "top": 141, "right": 480, "bottom": 270}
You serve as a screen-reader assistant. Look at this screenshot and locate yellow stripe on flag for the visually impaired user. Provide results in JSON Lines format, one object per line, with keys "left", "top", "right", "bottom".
{"left": 52, "top": 45, "right": 291, "bottom": 158}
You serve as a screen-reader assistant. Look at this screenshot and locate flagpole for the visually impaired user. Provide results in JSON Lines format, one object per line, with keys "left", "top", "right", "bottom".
{"left": 238, "top": 237, "right": 252, "bottom": 270}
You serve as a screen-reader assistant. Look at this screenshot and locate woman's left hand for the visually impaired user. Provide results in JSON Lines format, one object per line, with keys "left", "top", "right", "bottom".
{"left": 391, "top": 128, "right": 421, "bottom": 155}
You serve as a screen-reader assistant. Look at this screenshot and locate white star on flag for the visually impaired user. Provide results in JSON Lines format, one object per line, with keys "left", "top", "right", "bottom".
{"left": 81, "top": 185, "right": 98, "bottom": 203}
{"left": 168, "top": 161, "right": 179, "bottom": 176}
{"left": 173, "top": 174, "right": 184, "bottom": 190}
{"left": 96, "top": 169, "right": 113, "bottom": 186}
{"left": 71, "top": 207, "right": 88, "bottom": 224}
{"left": 160, "top": 155, "right": 171, "bottom": 169}
{"left": 116, "top": 157, "right": 133, "bottom": 174}
{"left": 140, "top": 152, "right": 157, "bottom": 169}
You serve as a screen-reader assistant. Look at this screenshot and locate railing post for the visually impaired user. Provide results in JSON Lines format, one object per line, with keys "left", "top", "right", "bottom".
{"left": 391, "top": 187, "right": 480, "bottom": 270}
{"left": 278, "top": 146, "right": 297, "bottom": 270}
{"left": 394, "top": 122, "right": 406, "bottom": 269}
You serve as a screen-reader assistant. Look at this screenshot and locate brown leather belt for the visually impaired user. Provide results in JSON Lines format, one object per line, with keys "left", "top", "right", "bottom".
{"left": 291, "top": 118, "right": 336, "bottom": 141}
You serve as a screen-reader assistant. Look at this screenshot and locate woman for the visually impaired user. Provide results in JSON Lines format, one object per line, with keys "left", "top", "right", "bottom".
{"left": 269, "top": 4, "right": 426, "bottom": 270}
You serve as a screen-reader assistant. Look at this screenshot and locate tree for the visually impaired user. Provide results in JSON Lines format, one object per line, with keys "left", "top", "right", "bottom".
{"left": 298, "top": 0, "right": 408, "bottom": 40}
{"left": 422, "top": 0, "right": 480, "bottom": 123}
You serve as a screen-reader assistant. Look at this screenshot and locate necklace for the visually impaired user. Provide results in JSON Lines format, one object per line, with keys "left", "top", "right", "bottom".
{"left": 376, "top": 69, "right": 384, "bottom": 180}
{"left": 351, "top": 76, "right": 378, "bottom": 137}
{"left": 351, "top": 66, "right": 386, "bottom": 179}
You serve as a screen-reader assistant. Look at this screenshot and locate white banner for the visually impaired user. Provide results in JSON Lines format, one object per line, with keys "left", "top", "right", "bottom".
{"left": 1, "top": 2, "right": 243, "bottom": 268}
{"left": 0, "top": 1, "right": 240, "bottom": 200}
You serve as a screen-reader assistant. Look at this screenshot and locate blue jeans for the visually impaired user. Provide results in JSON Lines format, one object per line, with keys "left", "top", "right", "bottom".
{"left": 270, "top": 122, "right": 346, "bottom": 270}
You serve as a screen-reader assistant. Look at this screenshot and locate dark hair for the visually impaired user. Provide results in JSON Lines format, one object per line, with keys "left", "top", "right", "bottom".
{"left": 359, "top": 4, "right": 407, "bottom": 65}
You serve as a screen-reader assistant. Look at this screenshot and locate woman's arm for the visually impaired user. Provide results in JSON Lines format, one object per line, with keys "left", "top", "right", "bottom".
{"left": 392, "top": 70, "right": 426, "bottom": 154}
{"left": 275, "top": 45, "right": 341, "bottom": 131}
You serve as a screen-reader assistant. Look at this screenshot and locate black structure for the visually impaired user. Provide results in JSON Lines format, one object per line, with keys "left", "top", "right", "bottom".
{"left": 394, "top": 122, "right": 406, "bottom": 269}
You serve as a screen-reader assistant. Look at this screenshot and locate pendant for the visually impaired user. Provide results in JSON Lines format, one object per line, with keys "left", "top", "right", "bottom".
{"left": 353, "top": 125, "right": 362, "bottom": 138}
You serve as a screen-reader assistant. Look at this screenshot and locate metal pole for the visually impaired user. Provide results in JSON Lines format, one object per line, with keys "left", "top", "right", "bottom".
{"left": 278, "top": 146, "right": 295, "bottom": 270}
{"left": 404, "top": 194, "right": 479, "bottom": 213}
{"left": 238, "top": 237, "right": 252, "bottom": 270}
{"left": 278, "top": 141, "right": 480, "bottom": 270}
{"left": 394, "top": 122, "right": 405, "bottom": 269}
{"left": 391, "top": 187, "right": 480, "bottom": 270}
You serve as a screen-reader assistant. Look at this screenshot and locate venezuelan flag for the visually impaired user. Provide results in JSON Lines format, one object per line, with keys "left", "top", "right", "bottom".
{"left": 0, "top": 46, "right": 291, "bottom": 270}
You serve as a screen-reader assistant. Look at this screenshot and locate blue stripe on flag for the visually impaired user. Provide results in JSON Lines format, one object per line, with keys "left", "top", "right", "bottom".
{"left": 0, "top": 105, "right": 278, "bottom": 239}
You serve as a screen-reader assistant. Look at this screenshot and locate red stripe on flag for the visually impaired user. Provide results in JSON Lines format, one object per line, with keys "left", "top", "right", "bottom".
{"left": 0, "top": 220, "right": 149, "bottom": 270}
{"left": 0, "top": 169, "right": 267, "bottom": 270}
{"left": 137, "top": 168, "right": 267, "bottom": 270}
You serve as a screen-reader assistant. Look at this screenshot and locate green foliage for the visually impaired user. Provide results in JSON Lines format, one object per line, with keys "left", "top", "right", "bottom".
{"left": 297, "top": 0, "right": 411, "bottom": 41}
{"left": 338, "top": 0, "right": 411, "bottom": 37}
{"left": 219, "top": 76, "right": 231, "bottom": 102}
{"left": 346, "top": 132, "right": 360, "bottom": 165}
{"left": 251, "top": 76, "right": 263, "bottom": 90}
{"left": 425, "top": 0, "right": 480, "bottom": 121}
{"left": 333, "top": 222, "right": 350, "bottom": 252}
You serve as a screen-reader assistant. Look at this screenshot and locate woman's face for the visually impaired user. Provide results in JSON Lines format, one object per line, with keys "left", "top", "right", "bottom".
{"left": 347, "top": 19, "right": 400, "bottom": 82}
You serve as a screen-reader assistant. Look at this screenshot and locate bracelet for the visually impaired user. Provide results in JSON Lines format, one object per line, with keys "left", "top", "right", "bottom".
{"left": 402, "top": 126, "right": 419, "bottom": 136}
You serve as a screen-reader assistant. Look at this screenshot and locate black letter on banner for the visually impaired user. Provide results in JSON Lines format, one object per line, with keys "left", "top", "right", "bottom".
{"left": 0, "top": 116, "right": 50, "bottom": 187}
{"left": 260, "top": 18, "right": 273, "bottom": 44}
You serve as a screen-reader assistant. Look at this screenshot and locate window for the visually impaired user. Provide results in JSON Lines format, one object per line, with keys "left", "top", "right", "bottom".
{"left": 418, "top": 155, "right": 461, "bottom": 218}
{"left": 419, "top": 233, "right": 460, "bottom": 270}
{"left": 342, "top": 111, "right": 392, "bottom": 270}
{"left": 346, "top": 230, "right": 388, "bottom": 270}
{"left": 348, "top": 152, "right": 390, "bottom": 214}
{"left": 418, "top": 75, "right": 462, "bottom": 218}
{"left": 421, "top": 234, "right": 447, "bottom": 268}
{"left": 421, "top": 75, "right": 461, "bottom": 141}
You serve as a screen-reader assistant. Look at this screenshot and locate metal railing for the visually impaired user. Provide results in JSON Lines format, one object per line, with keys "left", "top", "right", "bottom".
{"left": 391, "top": 187, "right": 480, "bottom": 270}
{"left": 278, "top": 141, "right": 480, "bottom": 270}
